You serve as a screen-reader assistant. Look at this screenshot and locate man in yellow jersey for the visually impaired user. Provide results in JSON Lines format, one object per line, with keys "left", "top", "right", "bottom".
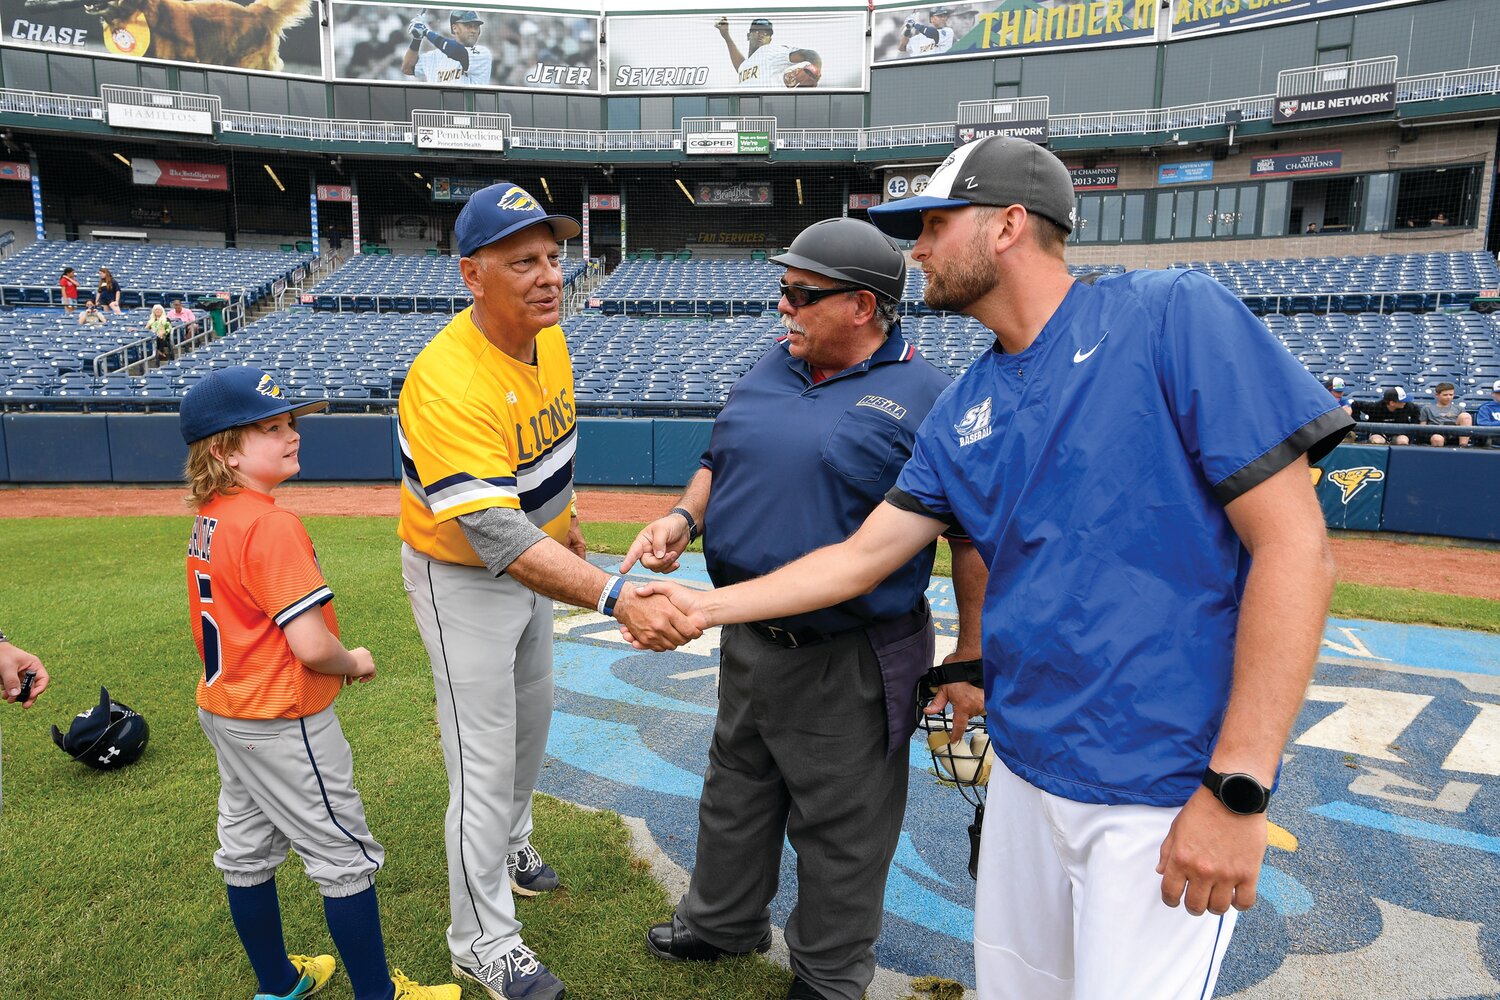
{"left": 397, "top": 182, "right": 700, "bottom": 1000}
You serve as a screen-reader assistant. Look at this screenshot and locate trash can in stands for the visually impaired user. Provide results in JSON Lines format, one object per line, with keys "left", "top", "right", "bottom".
{"left": 198, "top": 297, "right": 228, "bottom": 337}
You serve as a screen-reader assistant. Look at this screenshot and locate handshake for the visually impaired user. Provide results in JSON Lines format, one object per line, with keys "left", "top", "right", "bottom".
{"left": 408, "top": 17, "right": 430, "bottom": 40}
{"left": 609, "top": 511, "right": 714, "bottom": 652}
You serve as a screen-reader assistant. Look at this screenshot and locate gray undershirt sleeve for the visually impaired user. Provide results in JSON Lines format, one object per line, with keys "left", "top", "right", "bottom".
{"left": 458, "top": 506, "right": 549, "bottom": 576}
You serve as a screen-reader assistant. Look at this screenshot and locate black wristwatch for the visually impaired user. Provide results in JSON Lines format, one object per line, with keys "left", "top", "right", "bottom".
{"left": 1202, "top": 767, "right": 1271, "bottom": 815}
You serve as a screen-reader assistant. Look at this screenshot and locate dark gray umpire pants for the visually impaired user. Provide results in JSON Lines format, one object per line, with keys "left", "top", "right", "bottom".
{"left": 678, "top": 622, "right": 908, "bottom": 1000}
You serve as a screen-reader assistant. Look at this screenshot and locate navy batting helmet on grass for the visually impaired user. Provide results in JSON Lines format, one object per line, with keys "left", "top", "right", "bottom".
{"left": 51, "top": 687, "right": 149, "bottom": 771}
{"left": 771, "top": 218, "right": 908, "bottom": 302}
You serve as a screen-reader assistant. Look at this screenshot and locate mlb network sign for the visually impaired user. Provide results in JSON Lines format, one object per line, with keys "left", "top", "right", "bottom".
{"left": 1274, "top": 83, "right": 1395, "bottom": 124}
{"left": 956, "top": 120, "right": 1049, "bottom": 145}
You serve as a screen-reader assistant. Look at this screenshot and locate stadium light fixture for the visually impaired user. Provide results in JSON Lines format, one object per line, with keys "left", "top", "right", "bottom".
{"left": 112, "top": 152, "right": 130, "bottom": 167}
{"left": 263, "top": 164, "right": 285, "bottom": 193}
{"left": 540, "top": 176, "right": 553, "bottom": 202}
{"left": 674, "top": 178, "right": 695, "bottom": 205}
{"left": 796, "top": 178, "right": 804, "bottom": 206}
{"left": 413, "top": 171, "right": 423, "bottom": 180}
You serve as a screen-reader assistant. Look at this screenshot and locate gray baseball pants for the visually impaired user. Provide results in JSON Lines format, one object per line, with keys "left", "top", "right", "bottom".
{"left": 679, "top": 622, "right": 908, "bottom": 1000}
{"left": 199, "top": 704, "right": 385, "bottom": 897}
{"left": 401, "top": 544, "right": 555, "bottom": 968}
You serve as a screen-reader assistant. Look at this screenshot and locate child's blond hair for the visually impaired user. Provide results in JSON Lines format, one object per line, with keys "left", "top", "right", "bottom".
{"left": 183, "top": 426, "right": 247, "bottom": 508}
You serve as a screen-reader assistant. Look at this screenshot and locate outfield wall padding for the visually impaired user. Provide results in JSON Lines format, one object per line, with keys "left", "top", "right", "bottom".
{"left": 106, "top": 414, "right": 188, "bottom": 483}
{"left": 0, "top": 414, "right": 8, "bottom": 482}
{"left": 651, "top": 419, "right": 714, "bottom": 487}
{"left": 575, "top": 418, "right": 654, "bottom": 485}
{"left": 1380, "top": 447, "right": 1500, "bottom": 542}
{"left": 1314, "top": 444, "right": 1389, "bottom": 531}
{"left": 3, "top": 414, "right": 112, "bottom": 482}
{"left": 293, "top": 414, "right": 400, "bottom": 481}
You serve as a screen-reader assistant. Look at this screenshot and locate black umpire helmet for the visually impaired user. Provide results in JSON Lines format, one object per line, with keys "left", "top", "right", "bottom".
{"left": 771, "top": 218, "right": 908, "bottom": 302}
{"left": 51, "top": 686, "right": 149, "bottom": 771}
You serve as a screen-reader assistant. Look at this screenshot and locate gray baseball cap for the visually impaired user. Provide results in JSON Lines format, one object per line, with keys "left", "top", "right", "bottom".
{"left": 868, "top": 134, "right": 1076, "bottom": 240}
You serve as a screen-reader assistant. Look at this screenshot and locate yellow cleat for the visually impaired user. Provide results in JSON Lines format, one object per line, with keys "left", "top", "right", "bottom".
{"left": 392, "top": 968, "right": 463, "bottom": 1000}
{"left": 254, "top": 954, "right": 336, "bottom": 1000}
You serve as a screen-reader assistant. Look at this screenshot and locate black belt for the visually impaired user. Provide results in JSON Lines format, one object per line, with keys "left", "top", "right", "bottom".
{"left": 745, "top": 607, "right": 927, "bottom": 650}
{"left": 744, "top": 621, "right": 841, "bottom": 649}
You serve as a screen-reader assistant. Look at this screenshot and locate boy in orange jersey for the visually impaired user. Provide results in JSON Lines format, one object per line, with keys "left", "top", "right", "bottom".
{"left": 179, "top": 365, "right": 458, "bottom": 1000}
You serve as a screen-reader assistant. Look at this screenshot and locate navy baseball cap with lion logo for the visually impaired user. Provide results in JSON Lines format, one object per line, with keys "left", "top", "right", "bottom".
{"left": 455, "top": 183, "right": 582, "bottom": 257}
{"left": 179, "top": 365, "right": 327, "bottom": 444}
{"left": 868, "top": 134, "right": 1077, "bottom": 240}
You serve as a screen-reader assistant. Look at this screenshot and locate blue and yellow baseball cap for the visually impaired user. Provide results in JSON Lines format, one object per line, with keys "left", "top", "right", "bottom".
{"left": 455, "top": 183, "right": 582, "bottom": 257}
{"left": 179, "top": 365, "right": 327, "bottom": 444}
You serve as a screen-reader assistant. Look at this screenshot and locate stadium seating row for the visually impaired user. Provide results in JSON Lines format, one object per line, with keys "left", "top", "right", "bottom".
{"left": 305, "top": 255, "right": 590, "bottom": 312}
{"left": 0, "top": 242, "right": 313, "bottom": 308}
{"left": 2, "top": 307, "right": 1494, "bottom": 408}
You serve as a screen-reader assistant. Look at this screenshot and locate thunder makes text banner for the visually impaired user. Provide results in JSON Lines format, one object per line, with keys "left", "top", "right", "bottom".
{"left": 874, "top": 1, "right": 1156, "bottom": 64}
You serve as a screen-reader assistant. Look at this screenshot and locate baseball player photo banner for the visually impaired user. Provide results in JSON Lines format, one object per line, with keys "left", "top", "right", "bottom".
{"left": 1, "top": 0, "right": 323, "bottom": 75}
{"left": 873, "top": 1, "right": 1157, "bottom": 64}
{"left": 331, "top": 1, "right": 599, "bottom": 91}
{"left": 605, "top": 11, "right": 867, "bottom": 94}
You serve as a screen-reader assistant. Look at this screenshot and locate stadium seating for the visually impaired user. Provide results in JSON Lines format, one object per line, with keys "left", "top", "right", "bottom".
{"left": 308, "top": 254, "right": 590, "bottom": 312}
{"left": 1171, "top": 251, "right": 1499, "bottom": 314}
{"left": 0, "top": 242, "right": 312, "bottom": 309}
{"left": 0, "top": 311, "right": 165, "bottom": 395}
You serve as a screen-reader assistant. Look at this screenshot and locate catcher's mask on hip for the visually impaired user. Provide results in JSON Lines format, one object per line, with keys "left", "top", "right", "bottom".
{"left": 917, "top": 658, "right": 987, "bottom": 879}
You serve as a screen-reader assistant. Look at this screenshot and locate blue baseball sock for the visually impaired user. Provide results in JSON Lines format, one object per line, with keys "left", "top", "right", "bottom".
{"left": 324, "top": 886, "right": 395, "bottom": 1000}
{"left": 225, "top": 879, "right": 300, "bottom": 996}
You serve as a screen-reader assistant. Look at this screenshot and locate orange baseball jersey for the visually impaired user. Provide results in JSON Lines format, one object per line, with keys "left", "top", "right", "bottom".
{"left": 187, "top": 488, "right": 343, "bottom": 720}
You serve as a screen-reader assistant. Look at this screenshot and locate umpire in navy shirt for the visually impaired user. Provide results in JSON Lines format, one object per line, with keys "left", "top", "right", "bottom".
{"left": 621, "top": 218, "right": 987, "bottom": 1000}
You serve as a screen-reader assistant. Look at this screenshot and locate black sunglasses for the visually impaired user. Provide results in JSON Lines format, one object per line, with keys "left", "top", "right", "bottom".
{"left": 779, "top": 281, "right": 863, "bottom": 308}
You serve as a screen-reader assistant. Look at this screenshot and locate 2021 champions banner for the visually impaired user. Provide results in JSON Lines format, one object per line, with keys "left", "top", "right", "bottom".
{"left": 606, "top": 10, "right": 866, "bottom": 93}
{"left": 0, "top": 0, "right": 323, "bottom": 75}
{"left": 332, "top": 1, "right": 598, "bottom": 90}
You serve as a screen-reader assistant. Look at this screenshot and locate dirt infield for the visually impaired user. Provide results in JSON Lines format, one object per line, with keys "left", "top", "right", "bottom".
{"left": 2, "top": 485, "right": 1497, "bottom": 600}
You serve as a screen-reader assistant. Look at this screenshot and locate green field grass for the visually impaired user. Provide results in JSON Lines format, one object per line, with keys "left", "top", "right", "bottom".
{"left": 0, "top": 516, "right": 1494, "bottom": 999}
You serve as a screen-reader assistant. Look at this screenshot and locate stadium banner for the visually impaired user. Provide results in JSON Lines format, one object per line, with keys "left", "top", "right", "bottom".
{"left": 883, "top": 167, "right": 935, "bottom": 201}
{"left": 606, "top": 11, "right": 867, "bottom": 93}
{"left": 0, "top": 0, "right": 323, "bottom": 76}
{"left": 693, "top": 181, "right": 773, "bottom": 207}
{"left": 106, "top": 103, "right": 213, "bottom": 135}
{"left": 684, "top": 131, "right": 770, "bottom": 155}
{"left": 415, "top": 125, "right": 505, "bottom": 151}
{"left": 331, "top": 2, "right": 600, "bottom": 91}
{"left": 1273, "top": 83, "right": 1396, "bottom": 124}
{"left": 873, "top": 1, "right": 1157, "bottom": 64}
{"left": 1250, "top": 149, "right": 1343, "bottom": 177}
{"left": 431, "top": 176, "right": 497, "bottom": 202}
{"left": 0, "top": 161, "right": 31, "bottom": 182}
{"left": 957, "top": 119, "right": 1048, "bottom": 145}
{"left": 1068, "top": 165, "right": 1119, "bottom": 189}
{"left": 317, "top": 184, "right": 352, "bottom": 201}
{"left": 848, "top": 193, "right": 881, "bottom": 210}
{"left": 588, "top": 194, "right": 620, "bottom": 210}
{"left": 1312, "top": 443, "right": 1388, "bottom": 531}
{"left": 1169, "top": 0, "right": 1420, "bottom": 40}
{"left": 131, "top": 158, "right": 228, "bottom": 190}
{"left": 1158, "top": 160, "right": 1213, "bottom": 185}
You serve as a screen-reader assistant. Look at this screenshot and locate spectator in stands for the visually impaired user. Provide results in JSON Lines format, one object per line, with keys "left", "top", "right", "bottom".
{"left": 1420, "top": 381, "right": 1471, "bottom": 447}
{"left": 1304, "top": 222, "right": 1319, "bottom": 234}
{"left": 96, "top": 267, "right": 123, "bottom": 316}
{"left": 1430, "top": 211, "right": 1450, "bottom": 227}
{"left": 1475, "top": 380, "right": 1500, "bottom": 448}
{"left": 59, "top": 267, "right": 78, "bottom": 312}
{"left": 77, "top": 301, "right": 106, "bottom": 326}
{"left": 166, "top": 298, "right": 200, "bottom": 338}
{"left": 147, "top": 305, "right": 174, "bottom": 367}
{"left": 1322, "top": 375, "right": 1352, "bottom": 415}
{"left": 1353, "top": 387, "right": 1420, "bottom": 445}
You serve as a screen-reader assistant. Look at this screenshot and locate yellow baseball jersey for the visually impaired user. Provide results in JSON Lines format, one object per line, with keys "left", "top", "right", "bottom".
{"left": 188, "top": 489, "right": 343, "bottom": 720}
{"left": 398, "top": 307, "right": 578, "bottom": 566}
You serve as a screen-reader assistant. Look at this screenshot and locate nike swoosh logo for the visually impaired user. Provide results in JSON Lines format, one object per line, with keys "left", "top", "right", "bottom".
{"left": 1074, "top": 331, "right": 1109, "bottom": 364}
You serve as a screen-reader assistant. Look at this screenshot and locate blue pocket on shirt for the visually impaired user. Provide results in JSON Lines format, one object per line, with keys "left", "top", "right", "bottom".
{"left": 821, "top": 407, "right": 900, "bottom": 483}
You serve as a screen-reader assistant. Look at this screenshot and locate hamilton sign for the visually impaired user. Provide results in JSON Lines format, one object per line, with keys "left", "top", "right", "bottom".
{"left": 1274, "top": 83, "right": 1395, "bottom": 124}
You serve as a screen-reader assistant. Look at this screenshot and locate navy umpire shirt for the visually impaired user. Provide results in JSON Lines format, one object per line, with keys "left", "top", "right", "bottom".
{"left": 702, "top": 326, "right": 954, "bottom": 638}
